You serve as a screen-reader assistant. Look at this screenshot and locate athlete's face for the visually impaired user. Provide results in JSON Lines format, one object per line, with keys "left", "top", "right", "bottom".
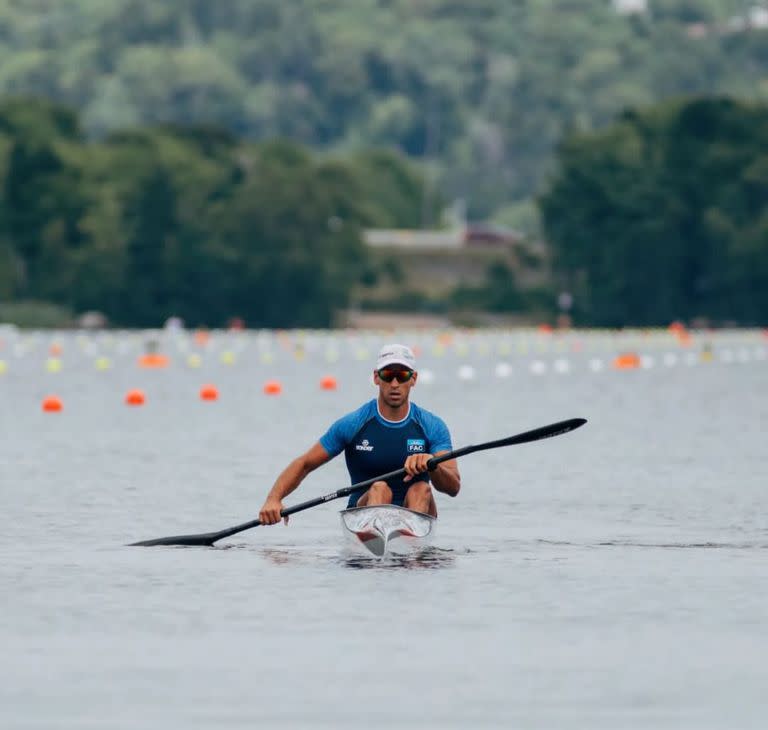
{"left": 373, "top": 364, "right": 417, "bottom": 408}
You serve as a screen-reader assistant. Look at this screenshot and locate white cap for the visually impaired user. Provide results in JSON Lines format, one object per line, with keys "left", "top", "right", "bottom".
{"left": 375, "top": 343, "right": 416, "bottom": 371}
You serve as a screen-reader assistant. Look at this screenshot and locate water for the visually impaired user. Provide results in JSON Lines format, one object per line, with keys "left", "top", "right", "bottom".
{"left": 2, "top": 329, "right": 767, "bottom": 729}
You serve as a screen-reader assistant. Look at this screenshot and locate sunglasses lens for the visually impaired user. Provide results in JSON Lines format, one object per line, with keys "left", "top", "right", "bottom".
{"left": 378, "top": 368, "right": 413, "bottom": 383}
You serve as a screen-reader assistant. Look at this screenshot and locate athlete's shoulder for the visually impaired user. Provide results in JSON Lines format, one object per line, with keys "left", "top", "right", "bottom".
{"left": 410, "top": 403, "right": 453, "bottom": 450}
{"left": 319, "top": 400, "right": 377, "bottom": 456}
{"left": 410, "top": 402, "right": 448, "bottom": 426}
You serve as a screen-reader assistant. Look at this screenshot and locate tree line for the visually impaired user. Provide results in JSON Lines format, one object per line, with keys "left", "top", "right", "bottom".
{"left": 1, "top": 95, "right": 766, "bottom": 327}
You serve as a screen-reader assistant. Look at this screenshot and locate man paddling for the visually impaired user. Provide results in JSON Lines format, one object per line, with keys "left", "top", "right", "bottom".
{"left": 258, "top": 343, "right": 460, "bottom": 525}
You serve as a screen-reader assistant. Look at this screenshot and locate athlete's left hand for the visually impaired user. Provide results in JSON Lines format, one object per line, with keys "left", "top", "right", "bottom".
{"left": 403, "top": 452, "right": 434, "bottom": 482}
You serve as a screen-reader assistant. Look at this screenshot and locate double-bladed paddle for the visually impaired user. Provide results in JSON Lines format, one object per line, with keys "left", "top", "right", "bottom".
{"left": 129, "top": 417, "right": 586, "bottom": 547}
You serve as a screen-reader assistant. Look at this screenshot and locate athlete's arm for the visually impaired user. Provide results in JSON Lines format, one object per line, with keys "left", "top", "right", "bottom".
{"left": 259, "top": 442, "right": 332, "bottom": 525}
{"left": 403, "top": 450, "right": 460, "bottom": 497}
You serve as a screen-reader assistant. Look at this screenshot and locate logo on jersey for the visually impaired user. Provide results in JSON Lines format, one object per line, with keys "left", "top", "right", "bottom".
{"left": 355, "top": 439, "right": 374, "bottom": 452}
{"left": 407, "top": 439, "right": 426, "bottom": 453}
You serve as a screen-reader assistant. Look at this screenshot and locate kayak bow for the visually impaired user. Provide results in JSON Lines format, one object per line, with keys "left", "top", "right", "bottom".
{"left": 340, "top": 504, "right": 436, "bottom": 558}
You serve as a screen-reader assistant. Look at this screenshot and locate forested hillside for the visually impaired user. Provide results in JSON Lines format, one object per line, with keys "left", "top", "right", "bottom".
{"left": 1, "top": 0, "right": 767, "bottom": 219}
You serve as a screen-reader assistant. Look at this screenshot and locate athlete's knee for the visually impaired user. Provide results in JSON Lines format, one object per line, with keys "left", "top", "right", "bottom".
{"left": 406, "top": 481, "right": 431, "bottom": 500}
{"left": 368, "top": 481, "right": 393, "bottom": 503}
{"left": 405, "top": 481, "right": 432, "bottom": 508}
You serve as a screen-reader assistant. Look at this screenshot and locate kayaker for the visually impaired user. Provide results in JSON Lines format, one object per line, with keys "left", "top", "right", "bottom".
{"left": 258, "top": 343, "right": 460, "bottom": 525}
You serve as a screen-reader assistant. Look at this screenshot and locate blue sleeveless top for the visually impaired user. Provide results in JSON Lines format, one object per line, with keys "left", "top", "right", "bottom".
{"left": 319, "top": 399, "right": 453, "bottom": 507}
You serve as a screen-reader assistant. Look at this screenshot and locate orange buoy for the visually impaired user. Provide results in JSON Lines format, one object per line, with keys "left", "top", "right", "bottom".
{"left": 538, "top": 323, "right": 554, "bottom": 334}
{"left": 49, "top": 343, "right": 63, "bottom": 356}
{"left": 613, "top": 352, "right": 641, "bottom": 370}
{"left": 193, "top": 329, "right": 210, "bottom": 347}
{"left": 125, "top": 389, "right": 146, "bottom": 406}
{"left": 200, "top": 384, "right": 219, "bottom": 401}
{"left": 263, "top": 380, "right": 282, "bottom": 395}
{"left": 42, "top": 395, "right": 63, "bottom": 412}
{"left": 320, "top": 375, "right": 338, "bottom": 391}
{"left": 138, "top": 353, "right": 169, "bottom": 369}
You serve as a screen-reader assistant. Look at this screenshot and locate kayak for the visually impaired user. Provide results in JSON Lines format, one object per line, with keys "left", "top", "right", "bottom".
{"left": 339, "top": 504, "right": 436, "bottom": 558}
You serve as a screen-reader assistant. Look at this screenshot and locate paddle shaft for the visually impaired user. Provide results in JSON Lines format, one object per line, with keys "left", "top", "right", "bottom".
{"left": 130, "top": 417, "right": 586, "bottom": 546}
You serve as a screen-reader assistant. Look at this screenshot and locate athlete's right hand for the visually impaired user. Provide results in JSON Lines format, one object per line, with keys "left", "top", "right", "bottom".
{"left": 259, "top": 497, "right": 287, "bottom": 525}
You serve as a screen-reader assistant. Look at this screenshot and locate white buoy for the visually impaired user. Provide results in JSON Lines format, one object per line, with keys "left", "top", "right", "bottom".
{"left": 588, "top": 358, "right": 604, "bottom": 372}
{"left": 457, "top": 365, "right": 476, "bottom": 381}
{"left": 640, "top": 355, "right": 655, "bottom": 369}
{"left": 530, "top": 360, "right": 547, "bottom": 375}
{"left": 663, "top": 353, "right": 678, "bottom": 367}
{"left": 553, "top": 358, "right": 571, "bottom": 374}
{"left": 720, "top": 349, "right": 734, "bottom": 363}
{"left": 494, "top": 362, "right": 513, "bottom": 378}
{"left": 418, "top": 369, "right": 435, "bottom": 385}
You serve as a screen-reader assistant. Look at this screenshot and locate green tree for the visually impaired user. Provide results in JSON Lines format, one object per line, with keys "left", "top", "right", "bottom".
{"left": 213, "top": 141, "right": 370, "bottom": 327}
{"left": 540, "top": 97, "right": 768, "bottom": 325}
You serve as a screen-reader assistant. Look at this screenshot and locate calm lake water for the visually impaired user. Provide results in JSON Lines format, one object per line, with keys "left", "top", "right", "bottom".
{"left": 2, "top": 328, "right": 767, "bottom": 729}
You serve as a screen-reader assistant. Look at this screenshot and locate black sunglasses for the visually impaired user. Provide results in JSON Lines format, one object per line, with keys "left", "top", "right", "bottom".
{"left": 377, "top": 367, "right": 415, "bottom": 383}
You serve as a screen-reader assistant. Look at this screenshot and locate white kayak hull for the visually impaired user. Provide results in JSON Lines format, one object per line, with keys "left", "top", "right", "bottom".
{"left": 339, "top": 504, "right": 436, "bottom": 558}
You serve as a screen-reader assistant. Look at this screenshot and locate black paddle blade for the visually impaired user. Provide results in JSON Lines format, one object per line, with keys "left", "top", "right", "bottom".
{"left": 129, "top": 532, "right": 220, "bottom": 547}
{"left": 129, "top": 516, "right": 262, "bottom": 548}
